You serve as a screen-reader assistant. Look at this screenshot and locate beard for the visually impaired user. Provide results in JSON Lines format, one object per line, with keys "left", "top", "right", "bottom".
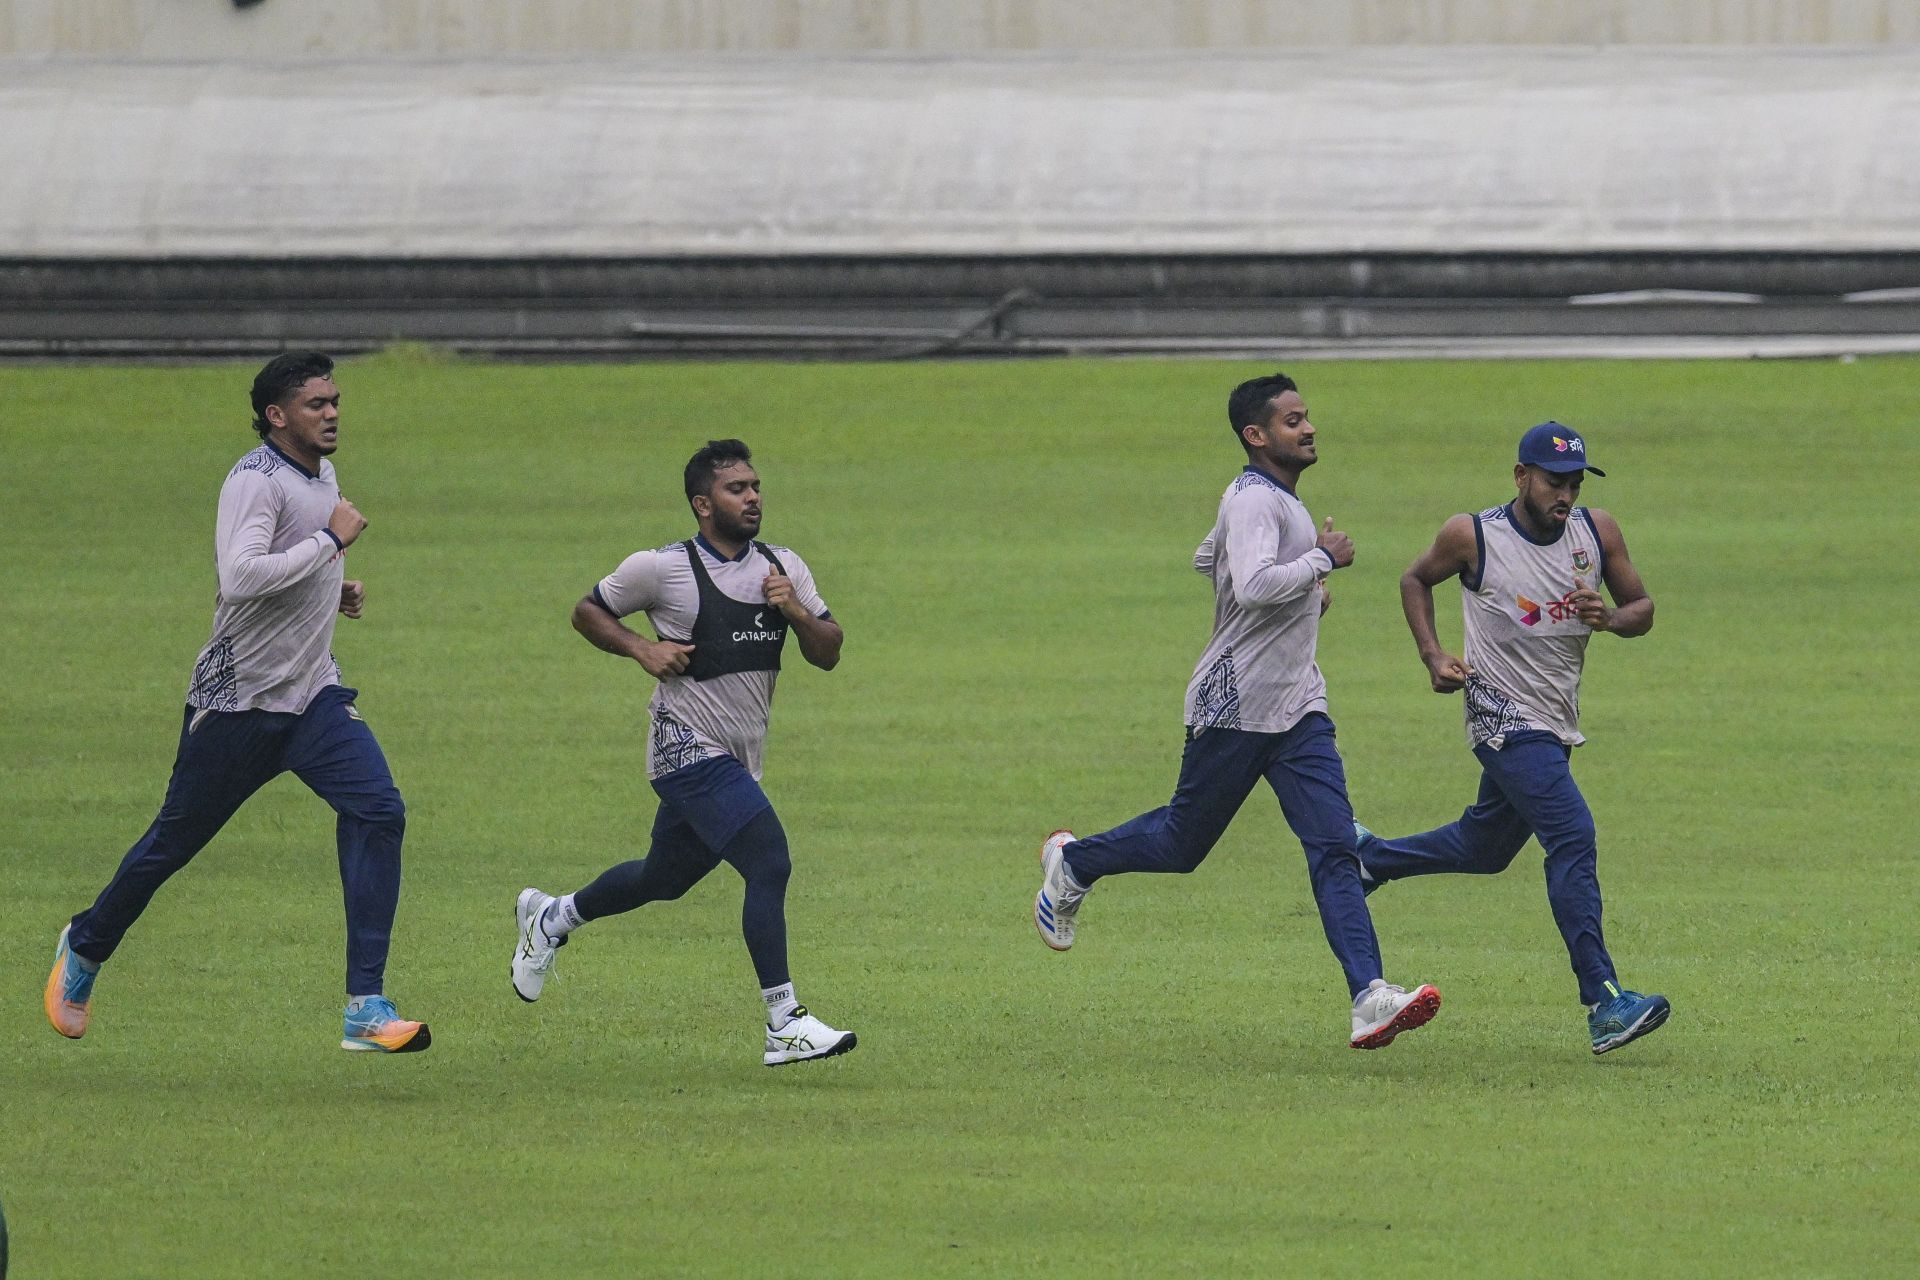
{"left": 712, "top": 508, "right": 761, "bottom": 542}
{"left": 1520, "top": 492, "right": 1567, "bottom": 526}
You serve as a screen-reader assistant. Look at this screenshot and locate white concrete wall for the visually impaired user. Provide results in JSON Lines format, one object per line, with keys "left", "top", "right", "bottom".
{"left": 5, "top": 0, "right": 1920, "bottom": 58}
{"left": 5, "top": 49, "right": 1916, "bottom": 256}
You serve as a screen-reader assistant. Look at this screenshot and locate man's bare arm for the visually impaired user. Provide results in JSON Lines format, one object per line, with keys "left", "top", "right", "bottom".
{"left": 1570, "top": 509, "right": 1654, "bottom": 638}
{"left": 1401, "top": 514, "right": 1478, "bottom": 694}
{"left": 571, "top": 595, "right": 694, "bottom": 678}
{"left": 763, "top": 571, "right": 842, "bottom": 671}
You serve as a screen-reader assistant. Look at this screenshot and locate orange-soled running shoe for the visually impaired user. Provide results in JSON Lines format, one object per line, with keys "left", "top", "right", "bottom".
{"left": 45, "top": 925, "right": 97, "bottom": 1039}
{"left": 341, "top": 995, "right": 431, "bottom": 1053}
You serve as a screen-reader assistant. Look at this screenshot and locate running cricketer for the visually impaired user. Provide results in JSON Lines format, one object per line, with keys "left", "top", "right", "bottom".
{"left": 45, "top": 352, "right": 429, "bottom": 1053}
{"left": 511, "top": 439, "right": 855, "bottom": 1066}
{"left": 1032, "top": 372, "right": 1443, "bottom": 1050}
{"left": 1353, "top": 422, "right": 1670, "bottom": 1055}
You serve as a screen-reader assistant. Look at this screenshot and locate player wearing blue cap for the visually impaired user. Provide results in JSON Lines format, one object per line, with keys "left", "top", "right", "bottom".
{"left": 1353, "top": 422, "right": 1670, "bottom": 1055}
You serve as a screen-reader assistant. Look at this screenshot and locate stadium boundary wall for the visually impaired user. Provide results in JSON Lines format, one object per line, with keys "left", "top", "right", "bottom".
{"left": 5, "top": 0, "right": 1920, "bottom": 57}
{"left": 5, "top": 50, "right": 1919, "bottom": 257}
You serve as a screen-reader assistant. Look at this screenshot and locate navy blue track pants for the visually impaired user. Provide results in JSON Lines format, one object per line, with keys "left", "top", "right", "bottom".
{"left": 1062, "top": 713, "right": 1383, "bottom": 997}
{"left": 68, "top": 685, "right": 407, "bottom": 995}
{"left": 572, "top": 755, "right": 793, "bottom": 990}
{"left": 1356, "top": 730, "right": 1617, "bottom": 1004}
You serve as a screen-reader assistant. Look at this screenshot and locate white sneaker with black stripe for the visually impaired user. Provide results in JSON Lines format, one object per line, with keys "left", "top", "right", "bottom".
{"left": 1034, "top": 829, "right": 1087, "bottom": 951}
{"left": 511, "top": 887, "right": 564, "bottom": 1002}
{"left": 763, "top": 1007, "right": 857, "bottom": 1066}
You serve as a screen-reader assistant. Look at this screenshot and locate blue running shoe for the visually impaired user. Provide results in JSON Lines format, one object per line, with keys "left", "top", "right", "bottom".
{"left": 341, "top": 995, "right": 431, "bottom": 1053}
{"left": 1588, "top": 983, "right": 1670, "bottom": 1055}
{"left": 44, "top": 925, "right": 98, "bottom": 1039}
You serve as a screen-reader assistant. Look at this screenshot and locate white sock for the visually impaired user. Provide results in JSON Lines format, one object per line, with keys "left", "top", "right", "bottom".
{"left": 763, "top": 983, "right": 799, "bottom": 1028}
{"left": 346, "top": 994, "right": 379, "bottom": 1012}
{"left": 541, "top": 894, "right": 583, "bottom": 942}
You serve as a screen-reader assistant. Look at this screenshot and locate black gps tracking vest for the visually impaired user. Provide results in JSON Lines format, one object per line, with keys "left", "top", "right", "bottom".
{"left": 679, "top": 540, "right": 789, "bottom": 682}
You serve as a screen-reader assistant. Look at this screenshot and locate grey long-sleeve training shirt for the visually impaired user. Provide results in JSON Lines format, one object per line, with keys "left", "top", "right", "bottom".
{"left": 186, "top": 442, "right": 346, "bottom": 714}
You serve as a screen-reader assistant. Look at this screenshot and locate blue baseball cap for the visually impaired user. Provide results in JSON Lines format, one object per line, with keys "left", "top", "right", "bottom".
{"left": 1517, "top": 422, "right": 1605, "bottom": 476}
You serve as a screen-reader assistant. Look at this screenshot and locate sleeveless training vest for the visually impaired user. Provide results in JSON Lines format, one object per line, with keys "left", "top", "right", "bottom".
{"left": 679, "top": 540, "right": 789, "bottom": 683}
{"left": 1459, "top": 503, "right": 1603, "bottom": 748}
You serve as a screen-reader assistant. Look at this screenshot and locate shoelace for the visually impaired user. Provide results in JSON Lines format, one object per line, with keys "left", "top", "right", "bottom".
{"left": 1044, "top": 840, "right": 1087, "bottom": 911}
{"left": 1363, "top": 983, "right": 1407, "bottom": 1020}
{"left": 64, "top": 956, "right": 98, "bottom": 1003}
{"left": 770, "top": 1016, "right": 814, "bottom": 1047}
{"left": 351, "top": 996, "right": 398, "bottom": 1028}
{"left": 1050, "top": 862, "right": 1087, "bottom": 914}
{"left": 524, "top": 925, "right": 559, "bottom": 974}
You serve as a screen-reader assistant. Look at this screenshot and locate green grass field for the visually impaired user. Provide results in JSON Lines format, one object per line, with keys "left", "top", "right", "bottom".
{"left": 4, "top": 354, "right": 1916, "bottom": 1278}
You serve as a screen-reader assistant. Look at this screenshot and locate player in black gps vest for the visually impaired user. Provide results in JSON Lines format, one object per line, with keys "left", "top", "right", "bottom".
{"left": 510, "top": 439, "right": 854, "bottom": 1066}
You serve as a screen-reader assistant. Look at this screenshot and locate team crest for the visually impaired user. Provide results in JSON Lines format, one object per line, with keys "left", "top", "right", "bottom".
{"left": 1572, "top": 549, "right": 1592, "bottom": 574}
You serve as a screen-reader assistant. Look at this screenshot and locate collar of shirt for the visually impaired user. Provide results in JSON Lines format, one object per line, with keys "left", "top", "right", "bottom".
{"left": 1502, "top": 501, "right": 1568, "bottom": 547}
{"left": 695, "top": 532, "right": 754, "bottom": 563}
{"left": 1242, "top": 464, "right": 1297, "bottom": 497}
{"left": 263, "top": 439, "right": 320, "bottom": 480}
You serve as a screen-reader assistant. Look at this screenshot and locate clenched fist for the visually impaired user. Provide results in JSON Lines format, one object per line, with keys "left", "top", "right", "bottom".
{"left": 639, "top": 640, "right": 695, "bottom": 679}
{"left": 328, "top": 498, "right": 367, "bottom": 548}
{"left": 764, "top": 572, "right": 805, "bottom": 621}
{"left": 1315, "top": 516, "right": 1354, "bottom": 568}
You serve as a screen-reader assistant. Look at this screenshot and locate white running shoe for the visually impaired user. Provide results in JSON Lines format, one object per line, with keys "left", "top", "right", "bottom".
{"left": 511, "top": 887, "right": 564, "bottom": 1003}
{"left": 1349, "top": 978, "right": 1442, "bottom": 1050}
{"left": 763, "top": 1007, "right": 857, "bottom": 1066}
{"left": 1034, "top": 829, "right": 1087, "bottom": 951}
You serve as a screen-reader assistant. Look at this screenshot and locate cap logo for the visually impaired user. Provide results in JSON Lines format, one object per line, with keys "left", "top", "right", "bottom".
{"left": 1551, "top": 434, "right": 1585, "bottom": 455}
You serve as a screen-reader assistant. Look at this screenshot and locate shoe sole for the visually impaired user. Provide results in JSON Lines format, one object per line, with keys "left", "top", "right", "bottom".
{"left": 44, "top": 926, "right": 88, "bottom": 1040}
{"left": 342, "top": 1023, "right": 432, "bottom": 1053}
{"left": 764, "top": 1030, "right": 857, "bottom": 1067}
{"left": 1592, "top": 999, "right": 1671, "bottom": 1055}
{"left": 1034, "top": 830, "right": 1075, "bottom": 952}
{"left": 1350, "top": 985, "right": 1442, "bottom": 1050}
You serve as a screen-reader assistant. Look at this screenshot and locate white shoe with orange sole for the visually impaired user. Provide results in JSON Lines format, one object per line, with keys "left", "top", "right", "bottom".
{"left": 1349, "top": 979, "right": 1441, "bottom": 1050}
